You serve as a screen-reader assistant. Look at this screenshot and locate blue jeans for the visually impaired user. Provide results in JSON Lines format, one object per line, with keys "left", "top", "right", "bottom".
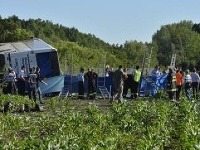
{"left": 113, "top": 85, "right": 123, "bottom": 103}
{"left": 185, "top": 87, "right": 192, "bottom": 100}
{"left": 29, "top": 86, "right": 43, "bottom": 103}
{"left": 37, "top": 87, "right": 43, "bottom": 103}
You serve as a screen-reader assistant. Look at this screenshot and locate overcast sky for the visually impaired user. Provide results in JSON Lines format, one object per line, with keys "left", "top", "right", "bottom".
{"left": 1, "top": 0, "right": 200, "bottom": 44}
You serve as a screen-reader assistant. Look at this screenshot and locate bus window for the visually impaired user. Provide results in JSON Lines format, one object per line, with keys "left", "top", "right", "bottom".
{"left": 0, "top": 54, "right": 5, "bottom": 82}
{"left": 0, "top": 54, "right": 5, "bottom": 72}
{"left": 36, "top": 51, "right": 60, "bottom": 78}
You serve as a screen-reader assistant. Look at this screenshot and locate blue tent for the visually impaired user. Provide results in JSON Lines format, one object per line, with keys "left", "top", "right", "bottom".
{"left": 140, "top": 74, "right": 168, "bottom": 96}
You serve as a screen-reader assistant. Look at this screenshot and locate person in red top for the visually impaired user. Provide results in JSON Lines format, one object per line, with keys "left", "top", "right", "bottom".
{"left": 175, "top": 69, "right": 183, "bottom": 100}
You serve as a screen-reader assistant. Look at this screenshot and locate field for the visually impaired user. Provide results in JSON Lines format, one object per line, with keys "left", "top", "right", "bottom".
{"left": 0, "top": 92, "right": 200, "bottom": 149}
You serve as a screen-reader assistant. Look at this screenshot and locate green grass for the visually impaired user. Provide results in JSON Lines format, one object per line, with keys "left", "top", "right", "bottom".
{"left": 0, "top": 91, "right": 199, "bottom": 149}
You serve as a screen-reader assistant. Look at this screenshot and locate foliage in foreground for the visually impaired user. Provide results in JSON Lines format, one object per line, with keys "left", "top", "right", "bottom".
{"left": 0, "top": 94, "right": 199, "bottom": 149}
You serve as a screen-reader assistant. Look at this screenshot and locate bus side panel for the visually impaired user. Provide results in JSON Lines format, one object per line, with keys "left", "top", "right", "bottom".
{"left": 28, "top": 51, "right": 37, "bottom": 69}
{"left": 10, "top": 52, "right": 29, "bottom": 77}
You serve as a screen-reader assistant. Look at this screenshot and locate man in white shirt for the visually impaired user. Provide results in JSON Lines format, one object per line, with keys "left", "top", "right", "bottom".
{"left": 18, "top": 66, "right": 27, "bottom": 96}
{"left": 184, "top": 69, "right": 192, "bottom": 100}
{"left": 3, "top": 67, "right": 17, "bottom": 94}
{"left": 151, "top": 65, "right": 161, "bottom": 78}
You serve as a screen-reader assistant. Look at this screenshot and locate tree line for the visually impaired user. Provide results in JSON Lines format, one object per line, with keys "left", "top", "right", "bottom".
{"left": 0, "top": 15, "right": 200, "bottom": 71}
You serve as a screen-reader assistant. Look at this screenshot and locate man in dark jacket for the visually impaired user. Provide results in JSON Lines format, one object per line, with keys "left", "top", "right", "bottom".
{"left": 84, "top": 68, "right": 98, "bottom": 99}
{"left": 166, "top": 68, "right": 177, "bottom": 100}
{"left": 29, "top": 67, "right": 47, "bottom": 104}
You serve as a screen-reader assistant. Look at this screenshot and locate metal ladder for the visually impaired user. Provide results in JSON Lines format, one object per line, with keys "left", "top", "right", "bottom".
{"left": 58, "top": 76, "right": 72, "bottom": 98}
{"left": 140, "top": 76, "right": 159, "bottom": 97}
{"left": 59, "top": 86, "right": 69, "bottom": 98}
{"left": 97, "top": 77, "right": 111, "bottom": 100}
{"left": 170, "top": 53, "right": 176, "bottom": 68}
{"left": 98, "top": 86, "right": 111, "bottom": 100}
{"left": 141, "top": 47, "right": 152, "bottom": 75}
{"left": 96, "top": 53, "right": 111, "bottom": 100}
{"left": 139, "top": 47, "right": 153, "bottom": 96}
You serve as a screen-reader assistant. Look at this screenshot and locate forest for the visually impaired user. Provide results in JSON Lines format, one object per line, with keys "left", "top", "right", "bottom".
{"left": 1, "top": 15, "right": 200, "bottom": 71}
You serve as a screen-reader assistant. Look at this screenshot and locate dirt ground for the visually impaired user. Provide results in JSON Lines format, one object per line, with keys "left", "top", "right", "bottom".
{"left": 68, "top": 98, "right": 113, "bottom": 112}
{"left": 67, "top": 96, "right": 137, "bottom": 113}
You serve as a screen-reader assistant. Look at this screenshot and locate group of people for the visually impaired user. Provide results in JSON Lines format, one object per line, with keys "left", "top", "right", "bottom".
{"left": 111, "top": 65, "right": 142, "bottom": 103}
{"left": 78, "top": 64, "right": 200, "bottom": 103}
{"left": 76, "top": 65, "right": 142, "bottom": 103}
{"left": 166, "top": 67, "right": 200, "bottom": 100}
{"left": 2, "top": 66, "right": 47, "bottom": 104}
{"left": 3, "top": 64, "right": 199, "bottom": 104}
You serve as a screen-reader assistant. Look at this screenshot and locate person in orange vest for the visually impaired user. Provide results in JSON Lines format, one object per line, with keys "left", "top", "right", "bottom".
{"left": 175, "top": 68, "right": 183, "bottom": 100}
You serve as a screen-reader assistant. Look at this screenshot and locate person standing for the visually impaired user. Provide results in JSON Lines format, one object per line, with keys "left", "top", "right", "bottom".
{"left": 28, "top": 67, "right": 37, "bottom": 101}
{"left": 111, "top": 65, "right": 128, "bottom": 103}
{"left": 34, "top": 67, "right": 48, "bottom": 104}
{"left": 175, "top": 69, "right": 183, "bottom": 100}
{"left": 190, "top": 68, "right": 200, "bottom": 99}
{"left": 108, "top": 67, "right": 114, "bottom": 77}
{"left": 123, "top": 73, "right": 133, "bottom": 98}
{"left": 77, "top": 67, "right": 85, "bottom": 99}
{"left": 151, "top": 65, "right": 161, "bottom": 77}
{"left": 84, "top": 68, "right": 98, "bottom": 99}
{"left": 166, "top": 68, "right": 177, "bottom": 100}
{"left": 131, "top": 66, "right": 142, "bottom": 99}
{"left": 184, "top": 69, "right": 192, "bottom": 100}
{"left": 3, "top": 67, "right": 17, "bottom": 94}
{"left": 18, "top": 65, "right": 27, "bottom": 96}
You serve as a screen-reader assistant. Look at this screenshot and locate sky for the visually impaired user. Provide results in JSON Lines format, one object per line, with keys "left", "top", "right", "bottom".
{"left": 1, "top": 0, "right": 200, "bottom": 45}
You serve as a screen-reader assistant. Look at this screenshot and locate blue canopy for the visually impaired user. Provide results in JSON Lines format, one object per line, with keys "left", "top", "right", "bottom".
{"left": 40, "top": 75, "right": 64, "bottom": 95}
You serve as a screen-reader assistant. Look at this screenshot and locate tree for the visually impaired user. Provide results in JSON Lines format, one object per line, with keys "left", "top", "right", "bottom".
{"left": 152, "top": 20, "right": 200, "bottom": 69}
{"left": 192, "top": 23, "right": 200, "bottom": 34}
